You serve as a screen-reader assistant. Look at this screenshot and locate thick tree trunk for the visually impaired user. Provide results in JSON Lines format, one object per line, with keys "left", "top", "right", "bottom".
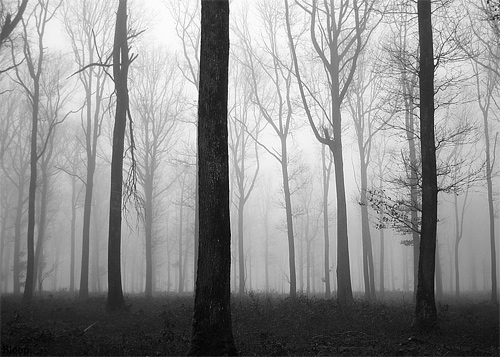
{"left": 415, "top": 0, "right": 438, "bottom": 329}
{"left": 188, "top": 1, "right": 236, "bottom": 354}
{"left": 107, "top": 0, "right": 128, "bottom": 310}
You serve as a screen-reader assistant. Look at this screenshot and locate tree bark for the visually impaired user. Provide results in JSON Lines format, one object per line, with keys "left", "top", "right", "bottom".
{"left": 188, "top": 0, "right": 236, "bottom": 354}
{"left": 414, "top": 0, "right": 438, "bottom": 329}
{"left": 321, "top": 144, "right": 332, "bottom": 298}
{"left": 107, "top": 0, "right": 128, "bottom": 310}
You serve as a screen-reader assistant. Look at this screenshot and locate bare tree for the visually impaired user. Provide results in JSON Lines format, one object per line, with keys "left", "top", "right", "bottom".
{"left": 130, "top": 46, "right": 183, "bottom": 297}
{"left": 62, "top": 0, "right": 115, "bottom": 299}
{"left": 12, "top": 0, "right": 62, "bottom": 302}
{"left": 286, "top": 0, "right": 380, "bottom": 302}
{"left": 346, "top": 50, "right": 387, "bottom": 300}
{"left": 473, "top": 59, "right": 499, "bottom": 303}
{"left": 107, "top": 0, "right": 131, "bottom": 311}
{"left": 234, "top": 0, "right": 299, "bottom": 298}
{"left": 228, "top": 51, "right": 261, "bottom": 295}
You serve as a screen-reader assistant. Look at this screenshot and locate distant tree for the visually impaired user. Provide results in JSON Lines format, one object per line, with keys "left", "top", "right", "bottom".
{"left": 62, "top": 0, "right": 115, "bottom": 300}
{"left": 188, "top": 0, "right": 236, "bottom": 355}
{"left": 165, "top": 0, "right": 201, "bottom": 285}
{"left": 473, "top": 58, "right": 499, "bottom": 303}
{"left": 107, "top": 0, "right": 130, "bottom": 311}
{"left": 12, "top": 0, "right": 62, "bottom": 303}
{"left": 130, "top": 47, "right": 183, "bottom": 297}
{"left": 234, "top": 0, "right": 299, "bottom": 298}
{"left": 0, "top": 94, "right": 29, "bottom": 294}
{"left": 346, "top": 50, "right": 387, "bottom": 300}
{"left": 228, "top": 52, "right": 261, "bottom": 295}
{"left": 286, "top": 0, "right": 380, "bottom": 302}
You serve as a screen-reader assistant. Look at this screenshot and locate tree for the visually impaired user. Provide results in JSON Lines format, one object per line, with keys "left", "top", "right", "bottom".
{"left": 286, "top": 0, "right": 380, "bottom": 302}
{"left": 130, "top": 47, "right": 183, "bottom": 297}
{"left": 473, "top": 59, "right": 498, "bottom": 303}
{"left": 107, "top": 0, "right": 130, "bottom": 311}
{"left": 228, "top": 53, "right": 261, "bottom": 295}
{"left": 346, "top": 50, "right": 386, "bottom": 299}
{"left": 12, "top": 0, "right": 61, "bottom": 303}
{"left": 188, "top": 0, "right": 236, "bottom": 354}
{"left": 165, "top": 0, "right": 201, "bottom": 285}
{"left": 0, "top": 93, "right": 30, "bottom": 294}
{"left": 234, "top": 0, "right": 298, "bottom": 298}
{"left": 62, "top": 0, "right": 115, "bottom": 300}
{"left": 414, "top": 0, "right": 438, "bottom": 329}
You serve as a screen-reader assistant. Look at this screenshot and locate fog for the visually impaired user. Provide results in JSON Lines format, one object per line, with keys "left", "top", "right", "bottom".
{"left": 0, "top": 0, "right": 498, "bottom": 302}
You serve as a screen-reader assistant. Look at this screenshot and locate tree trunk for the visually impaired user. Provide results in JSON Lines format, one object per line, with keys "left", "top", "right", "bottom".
{"left": 359, "top": 155, "right": 375, "bottom": 300}
{"left": 330, "top": 128, "right": 353, "bottom": 302}
{"left": 188, "top": 0, "right": 236, "bottom": 354}
{"left": 79, "top": 166, "right": 94, "bottom": 299}
{"left": 178, "top": 197, "right": 184, "bottom": 293}
{"left": 33, "top": 165, "right": 49, "bottom": 292}
{"left": 145, "top": 176, "right": 153, "bottom": 297}
{"left": 13, "top": 172, "right": 25, "bottom": 295}
{"left": 107, "top": 0, "right": 128, "bottom": 310}
{"left": 414, "top": 0, "right": 438, "bottom": 329}
{"left": 23, "top": 86, "right": 40, "bottom": 303}
{"left": 70, "top": 175, "right": 77, "bottom": 293}
{"left": 281, "top": 140, "right": 297, "bottom": 298}
{"left": 238, "top": 195, "right": 245, "bottom": 294}
{"left": 321, "top": 144, "right": 332, "bottom": 298}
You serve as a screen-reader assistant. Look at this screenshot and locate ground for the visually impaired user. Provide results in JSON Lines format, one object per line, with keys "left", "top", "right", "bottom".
{"left": 1, "top": 291, "right": 498, "bottom": 356}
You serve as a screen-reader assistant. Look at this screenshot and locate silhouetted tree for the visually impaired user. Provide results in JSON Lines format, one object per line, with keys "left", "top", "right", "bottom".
{"left": 188, "top": 0, "right": 236, "bottom": 354}
{"left": 107, "top": 0, "right": 130, "bottom": 311}
{"left": 414, "top": 0, "right": 438, "bottom": 329}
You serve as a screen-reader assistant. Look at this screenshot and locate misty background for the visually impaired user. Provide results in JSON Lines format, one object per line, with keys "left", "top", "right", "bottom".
{"left": 0, "top": 0, "right": 498, "bottom": 299}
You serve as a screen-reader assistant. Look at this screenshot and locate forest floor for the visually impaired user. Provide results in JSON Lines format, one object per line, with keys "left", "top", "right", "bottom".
{"left": 1, "top": 291, "right": 498, "bottom": 356}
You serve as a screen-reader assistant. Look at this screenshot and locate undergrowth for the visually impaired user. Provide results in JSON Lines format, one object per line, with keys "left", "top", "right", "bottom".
{"left": 1, "top": 291, "right": 498, "bottom": 356}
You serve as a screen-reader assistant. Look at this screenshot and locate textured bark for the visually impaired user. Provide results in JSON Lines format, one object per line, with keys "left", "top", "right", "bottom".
{"left": 188, "top": 0, "right": 236, "bottom": 354}
{"left": 414, "top": 0, "right": 438, "bottom": 329}
{"left": 106, "top": 0, "right": 128, "bottom": 310}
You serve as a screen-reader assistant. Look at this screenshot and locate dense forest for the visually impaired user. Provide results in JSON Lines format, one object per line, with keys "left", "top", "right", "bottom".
{"left": 0, "top": 0, "right": 499, "bottom": 355}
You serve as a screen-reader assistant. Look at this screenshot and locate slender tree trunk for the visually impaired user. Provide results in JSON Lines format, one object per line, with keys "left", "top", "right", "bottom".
{"left": 70, "top": 176, "right": 77, "bottom": 293}
{"left": 33, "top": 166, "right": 49, "bottom": 292}
{"left": 79, "top": 167, "right": 93, "bottom": 299}
{"left": 281, "top": 140, "right": 297, "bottom": 298}
{"left": 238, "top": 195, "right": 245, "bottom": 294}
{"left": 13, "top": 174, "right": 25, "bottom": 295}
{"left": 145, "top": 177, "right": 153, "bottom": 297}
{"left": 359, "top": 159, "right": 375, "bottom": 299}
{"left": 178, "top": 198, "right": 184, "bottom": 293}
{"left": 322, "top": 144, "right": 332, "bottom": 298}
{"left": 23, "top": 89, "right": 40, "bottom": 303}
{"left": 188, "top": 0, "right": 236, "bottom": 353}
{"left": 415, "top": 0, "right": 438, "bottom": 328}
{"left": 435, "top": 238, "right": 443, "bottom": 300}
{"left": 107, "top": 0, "right": 128, "bottom": 310}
